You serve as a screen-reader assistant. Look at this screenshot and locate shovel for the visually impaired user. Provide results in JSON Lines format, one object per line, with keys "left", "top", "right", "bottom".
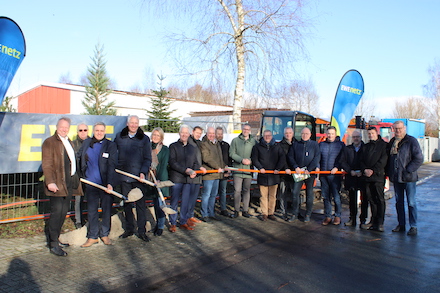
{"left": 80, "top": 178, "right": 143, "bottom": 202}
{"left": 115, "top": 169, "right": 175, "bottom": 188}
{"left": 148, "top": 170, "right": 178, "bottom": 215}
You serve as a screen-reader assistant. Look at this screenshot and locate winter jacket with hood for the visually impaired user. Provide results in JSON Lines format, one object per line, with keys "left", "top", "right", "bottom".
{"left": 114, "top": 126, "right": 152, "bottom": 183}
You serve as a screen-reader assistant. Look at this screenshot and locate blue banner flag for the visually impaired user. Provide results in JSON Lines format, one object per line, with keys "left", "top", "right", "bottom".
{"left": 330, "top": 69, "right": 364, "bottom": 138}
{"left": 0, "top": 17, "right": 26, "bottom": 104}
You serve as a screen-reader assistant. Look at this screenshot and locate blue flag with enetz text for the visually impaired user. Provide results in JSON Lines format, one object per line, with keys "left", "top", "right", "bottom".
{"left": 330, "top": 69, "right": 364, "bottom": 138}
{"left": 0, "top": 17, "right": 26, "bottom": 104}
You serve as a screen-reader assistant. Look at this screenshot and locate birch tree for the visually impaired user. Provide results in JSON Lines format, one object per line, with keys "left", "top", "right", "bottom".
{"left": 142, "top": 0, "right": 311, "bottom": 130}
{"left": 424, "top": 60, "right": 440, "bottom": 137}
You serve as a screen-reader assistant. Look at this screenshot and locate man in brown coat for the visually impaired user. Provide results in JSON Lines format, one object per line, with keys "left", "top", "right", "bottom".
{"left": 42, "top": 117, "right": 80, "bottom": 256}
{"left": 200, "top": 127, "right": 224, "bottom": 222}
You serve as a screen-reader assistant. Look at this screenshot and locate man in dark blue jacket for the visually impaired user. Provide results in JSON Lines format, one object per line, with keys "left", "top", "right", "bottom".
{"left": 115, "top": 115, "right": 152, "bottom": 242}
{"left": 287, "top": 127, "right": 320, "bottom": 223}
{"left": 319, "top": 126, "right": 345, "bottom": 225}
{"left": 78, "top": 122, "right": 118, "bottom": 247}
{"left": 387, "top": 121, "right": 423, "bottom": 236}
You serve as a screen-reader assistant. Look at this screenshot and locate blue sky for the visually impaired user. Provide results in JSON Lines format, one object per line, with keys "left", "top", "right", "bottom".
{"left": 3, "top": 0, "right": 439, "bottom": 119}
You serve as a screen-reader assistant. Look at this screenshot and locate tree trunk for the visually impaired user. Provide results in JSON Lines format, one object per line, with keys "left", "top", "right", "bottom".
{"left": 232, "top": 0, "right": 245, "bottom": 131}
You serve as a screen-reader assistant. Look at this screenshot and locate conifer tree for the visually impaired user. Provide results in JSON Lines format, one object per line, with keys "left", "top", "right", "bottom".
{"left": 82, "top": 43, "right": 116, "bottom": 115}
{"left": 0, "top": 96, "right": 16, "bottom": 112}
{"left": 145, "top": 75, "right": 180, "bottom": 132}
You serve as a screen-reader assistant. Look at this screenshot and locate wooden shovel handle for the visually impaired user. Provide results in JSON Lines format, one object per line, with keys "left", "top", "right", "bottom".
{"left": 115, "top": 169, "right": 156, "bottom": 186}
{"left": 80, "top": 178, "right": 124, "bottom": 199}
{"left": 149, "top": 170, "right": 167, "bottom": 204}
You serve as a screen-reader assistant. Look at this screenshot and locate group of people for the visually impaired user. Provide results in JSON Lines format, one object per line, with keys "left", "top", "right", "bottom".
{"left": 42, "top": 117, "right": 423, "bottom": 257}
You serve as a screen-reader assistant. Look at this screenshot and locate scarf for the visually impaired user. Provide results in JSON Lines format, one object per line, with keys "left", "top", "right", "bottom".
{"left": 151, "top": 142, "right": 162, "bottom": 170}
{"left": 90, "top": 135, "right": 106, "bottom": 148}
{"left": 390, "top": 137, "right": 402, "bottom": 155}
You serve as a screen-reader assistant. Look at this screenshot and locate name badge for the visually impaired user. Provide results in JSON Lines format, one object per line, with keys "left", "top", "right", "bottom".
{"left": 102, "top": 152, "right": 109, "bottom": 158}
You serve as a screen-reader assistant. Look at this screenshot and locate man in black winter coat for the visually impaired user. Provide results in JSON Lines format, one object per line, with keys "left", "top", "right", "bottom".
{"left": 277, "top": 127, "right": 295, "bottom": 220}
{"left": 252, "top": 130, "right": 286, "bottom": 221}
{"left": 360, "top": 127, "right": 388, "bottom": 232}
{"left": 340, "top": 130, "right": 364, "bottom": 227}
{"left": 216, "top": 127, "right": 232, "bottom": 217}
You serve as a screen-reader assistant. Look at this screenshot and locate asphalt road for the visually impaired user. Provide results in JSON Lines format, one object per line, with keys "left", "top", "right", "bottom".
{"left": 115, "top": 164, "right": 440, "bottom": 293}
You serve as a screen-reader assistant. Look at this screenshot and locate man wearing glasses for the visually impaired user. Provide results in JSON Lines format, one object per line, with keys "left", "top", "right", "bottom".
{"left": 72, "top": 123, "right": 90, "bottom": 229}
{"left": 387, "top": 121, "right": 423, "bottom": 236}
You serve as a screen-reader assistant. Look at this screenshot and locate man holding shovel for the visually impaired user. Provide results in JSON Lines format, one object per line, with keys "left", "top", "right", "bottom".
{"left": 78, "top": 122, "right": 118, "bottom": 247}
{"left": 115, "top": 115, "right": 152, "bottom": 242}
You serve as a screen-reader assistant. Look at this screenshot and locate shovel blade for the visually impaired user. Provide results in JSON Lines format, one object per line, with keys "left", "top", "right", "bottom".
{"left": 126, "top": 188, "right": 143, "bottom": 202}
{"left": 156, "top": 180, "right": 175, "bottom": 188}
{"left": 161, "top": 206, "right": 177, "bottom": 214}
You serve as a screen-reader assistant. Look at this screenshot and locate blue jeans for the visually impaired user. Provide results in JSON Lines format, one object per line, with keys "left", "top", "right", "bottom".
{"left": 393, "top": 181, "right": 417, "bottom": 228}
{"left": 201, "top": 179, "right": 219, "bottom": 217}
{"left": 320, "top": 175, "right": 342, "bottom": 218}
{"left": 153, "top": 197, "right": 166, "bottom": 229}
{"left": 86, "top": 185, "right": 113, "bottom": 239}
{"left": 170, "top": 183, "right": 193, "bottom": 225}
{"left": 218, "top": 178, "right": 228, "bottom": 211}
{"left": 291, "top": 176, "right": 315, "bottom": 217}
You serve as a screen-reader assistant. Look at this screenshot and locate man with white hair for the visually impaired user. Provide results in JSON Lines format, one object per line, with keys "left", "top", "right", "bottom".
{"left": 168, "top": 125, "right": 199, "bottom": 231}
{"left": 115, "top": 115, "right": 152, "bottom": 242}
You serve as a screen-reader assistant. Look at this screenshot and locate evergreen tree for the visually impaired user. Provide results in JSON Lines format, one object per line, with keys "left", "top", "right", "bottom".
{"left": 0, "top": 96, "right": 16, "bottom": 112}
{"left": 82, "top": 43, "right": 116, "bottom": 115}
{"left": 145, "top": 75, "right": 180, "bottom": 132}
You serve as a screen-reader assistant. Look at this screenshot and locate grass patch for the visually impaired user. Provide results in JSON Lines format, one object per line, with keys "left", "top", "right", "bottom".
{"left": 0, "top": 217, "right": 76, "bottom": 239}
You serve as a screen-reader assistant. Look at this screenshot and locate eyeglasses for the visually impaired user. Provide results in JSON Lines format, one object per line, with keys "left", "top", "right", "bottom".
{"left": 78, "top": 129, "right": 88, "bottom": 132}
{"left": 352, "top": 136, "right": 361, "bottom": 138}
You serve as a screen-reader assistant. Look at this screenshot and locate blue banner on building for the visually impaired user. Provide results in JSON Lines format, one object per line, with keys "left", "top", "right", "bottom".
{"left": 330, "top": 69, "right": 364, "bottom": 138}
{"left": 0, "top": 113, "right": 127, "bottom": 174}
{"left": 0, "top": 17, "right": 26, "bottom": 104}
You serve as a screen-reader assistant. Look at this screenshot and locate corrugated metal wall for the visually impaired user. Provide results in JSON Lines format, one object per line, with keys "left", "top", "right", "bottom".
{"left": 18, "top": 86, "right": 70, "bottom": 113}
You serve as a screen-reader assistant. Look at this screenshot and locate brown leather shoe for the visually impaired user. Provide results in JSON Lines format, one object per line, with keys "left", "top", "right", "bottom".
{"left": 81, "top": 238, "right": 99, "bottom": 248}
{"left": 189, "top": 217, "right": 202, "bottom": 223}
{"left": 100, "top": 236, "right": 112, "bottom": 245}
{"left": 322, "top": 217, "right": 332, "bottom": 226}
{"left": 187, "top": 221, "right": 196, "bottom": 227}
{"left": 179, "top": 224, "right": 194, "bottom": 231}
{"left": 168, "top": 224, "right": 177, "bottom": 233}
{"left": 333, "top": 217, "right": 341, "bottom": 225}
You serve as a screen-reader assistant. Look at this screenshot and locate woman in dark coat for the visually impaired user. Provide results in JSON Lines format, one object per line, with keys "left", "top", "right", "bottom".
{"left": 148, "top": 127, "right": 169, "bottom": 236}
